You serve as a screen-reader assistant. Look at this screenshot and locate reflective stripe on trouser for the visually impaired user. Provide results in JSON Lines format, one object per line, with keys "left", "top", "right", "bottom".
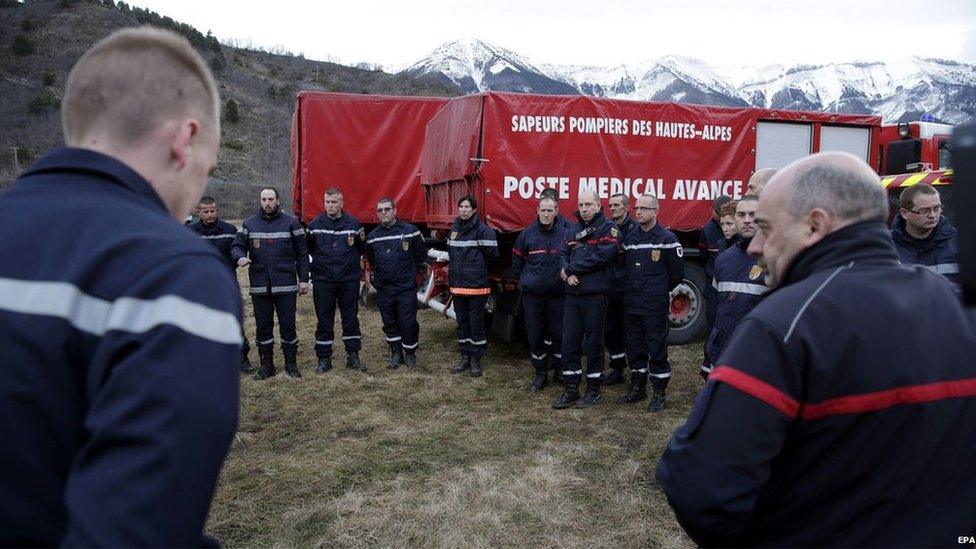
{"left": 604, "top": 293, "right": 627, "bottom": 369}
{"left": 561, "top": 293, "right": 607, "bottom": 385}
{"left": 313, "top": 280, "right": 362, "bottom": 357}
{"left": 523, "top": 293, "right": 564, "bottom": 370}
{"left": 702, "top": 282, "right": 718, "bottom": 364}
{"left": 252, "top": 293, "right": 298, "bottom": 352}
{"left": 377, "top": 288, "right": 419, "bottom": 351}
{"left": 625, "top": 303, "right": 671, "bottom": 391}
{"left": 454, "top": 294, "right": 488, "bottom": 359}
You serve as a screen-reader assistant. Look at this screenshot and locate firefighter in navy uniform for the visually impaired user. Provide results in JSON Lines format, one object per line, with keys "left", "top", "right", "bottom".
{"left": 890, "top": 183, "right": 960, "bottom": 284}
{"left": 448, "top": 195, "right": 499, "bottom": 377}
{"left": 697, "top": 195, "right": 732, "bottom": 377}
{"left": 603, "top": 193, "right": 637, "bottom": 386}
{"left": 554, "top": 190, "right": 620, "bottom": 409}
{"left": 188, "top": 195, "right": 252, "bottom": 373}
{"left": 657, "top": 153, "right": 976, "bottom": 547}
{"left": 701, "top": 196, "right": 766, "bottom": 379}
{"left": 0, "top": 28, "right": 240, "bottom": 546}
{"left": 365, "top": 197, "right": 427, "bottom": 368}
{"left": 540, "top": 187, "right": 571, "bottom": 381}
{"left": 619, "top": 195, "right": 684, "bottom": 412}
{"left": 232, "top": 187, "right": 310, "bottom": 379}
{"left": 511, "top": 195, "right": 568, "bottom": 391}
{"left": 307, "top": 187, "right": 367, "bottom": 373}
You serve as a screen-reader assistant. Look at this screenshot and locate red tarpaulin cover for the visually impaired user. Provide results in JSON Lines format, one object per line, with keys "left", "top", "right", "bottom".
{"left": 292, "top": 92, "right": 450, "bottom": 224}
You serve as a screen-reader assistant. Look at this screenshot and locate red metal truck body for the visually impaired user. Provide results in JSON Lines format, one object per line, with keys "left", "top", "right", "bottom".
{"left": 291, "top": 92, "right": 450, "bottom": 225}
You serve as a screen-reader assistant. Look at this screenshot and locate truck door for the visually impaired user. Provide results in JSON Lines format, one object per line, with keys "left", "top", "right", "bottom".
{"left": 820, "top": 125, "right": 872, "bottom": 163}
{"left": 756, "top": 121, "right": 812, "bottom": 169}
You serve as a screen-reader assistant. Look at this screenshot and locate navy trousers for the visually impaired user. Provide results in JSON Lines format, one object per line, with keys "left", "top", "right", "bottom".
{"left": 523, "top": 293, "right": 564, "bottom": 371}
{"left": 252, "top": 293, "right": 298, "bottom": 354}
{"left": 561, "top": 293, "right": 607, "bottom": 386}
{"left": 605, "top": 293, "right": 628, "bottom": 369}
{"left": 454, "top": 294, "right": 488, "bottom": 359}
{"left": 626, "top": 299, "right": 671, "bottom": 391}
{"left": 312, "top": 280, "right": 362, "bottom": 357}
{"left": 377, "top": 288, "right": 419, "bottom": 351}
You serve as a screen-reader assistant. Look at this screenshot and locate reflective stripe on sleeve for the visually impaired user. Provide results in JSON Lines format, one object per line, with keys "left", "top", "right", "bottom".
{"left": 715, "top": 282, "right": 767, "bottom": 295}
{"left": 622, "top": 242, "right": 681, "bottom": 250}
{"left": 0, "top": 277, "right": 241, "bottom": 345}
{"left": 249, "top": 231, "right": 292, "bottom": 239}
{"left": 923, "top": 263, "right": 959, "bottom": 275}
{"left": 447, "top": 239, "right": 498, "bottom": 247}
{"left": 367, "top": 231, "right": 421, "bottom": 244}
{"left": 201, "top": 234, "right": 237, "bottom": 240}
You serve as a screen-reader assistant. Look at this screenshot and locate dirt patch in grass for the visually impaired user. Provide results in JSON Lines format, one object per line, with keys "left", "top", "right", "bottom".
{"left": 208, "top": 278, "right": 697, "bottom": 547}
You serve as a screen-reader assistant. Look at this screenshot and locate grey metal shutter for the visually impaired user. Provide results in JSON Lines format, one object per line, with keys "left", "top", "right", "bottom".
{"left": 820, "top": 125, "right": 871, "bottom": 162}
{"left": 756, "top": 122, "right": 812, "bottom": 170}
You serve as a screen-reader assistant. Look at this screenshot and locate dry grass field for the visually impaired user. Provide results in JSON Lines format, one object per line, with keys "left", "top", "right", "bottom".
{"left": 208, "top": 277, "right": 700, "bottom": 547}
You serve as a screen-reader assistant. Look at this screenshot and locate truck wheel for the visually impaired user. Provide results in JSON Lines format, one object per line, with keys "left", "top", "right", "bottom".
{"left": 668, "top": 262, "right": 708, "bottom": 345}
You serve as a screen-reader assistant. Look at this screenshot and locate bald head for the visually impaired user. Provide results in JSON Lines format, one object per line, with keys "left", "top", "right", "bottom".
{"left": 768, "top": 152, "right": 887, "bottom": 226}
{"left": 62, "top": 26, "right": 219, "bottom": 146}
{"left": 747, "top": 168, "right": 777, "bottom": 197}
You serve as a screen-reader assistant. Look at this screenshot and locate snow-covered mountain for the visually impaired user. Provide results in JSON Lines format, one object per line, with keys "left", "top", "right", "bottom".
{"left": 399, "top": 39, "right": 976, "bottom": 124}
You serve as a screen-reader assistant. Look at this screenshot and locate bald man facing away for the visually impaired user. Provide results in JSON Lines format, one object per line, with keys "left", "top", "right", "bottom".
{"left": 0, "top": 28, "right": 240, "bottom": 546}
{"left": 657, "top": 152, "right": 976, "bottom": 547}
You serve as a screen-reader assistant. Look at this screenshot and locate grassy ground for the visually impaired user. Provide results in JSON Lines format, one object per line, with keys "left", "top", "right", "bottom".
{"left": 208, "top": 279, "right": 698, "bottom": 547}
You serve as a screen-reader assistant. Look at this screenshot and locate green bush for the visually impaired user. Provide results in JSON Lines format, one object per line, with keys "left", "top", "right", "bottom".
{"left": 224, "top": 99, "right": 240, "bottom": 124}
{"left": 42, "top": 71, "right": 55, "bottom": 86}
{"left": 28, "top": 91, "right": 59, "bottom": 114}
{"left": 12, "top": 34, "right": 35, "bottom": 57}
{"left": 223, "top": 138, "right": 245, "bottom": 151}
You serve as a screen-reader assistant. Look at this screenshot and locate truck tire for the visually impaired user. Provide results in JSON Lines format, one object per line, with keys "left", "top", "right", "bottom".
{"left": 668, "top": 262, "right": 708, "bottom": 345}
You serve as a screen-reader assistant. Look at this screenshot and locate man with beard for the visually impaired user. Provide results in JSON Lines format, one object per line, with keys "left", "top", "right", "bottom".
{"left": 604, "top": 193, "right": 637, "bottom": 386}
{"left": 890, "top": 183, "right": 959, "bottom": 284}
{"left": 700, "top": 196, "right": 766, "bottom": 379}
{"left": 554, "top": 190, "right": 620, "bottom": 409}
{"left": 657, "top": 152, "right": 976, "bottom": 546}
{"left": 232, "top": 187, "right": 309, "bottom": 379}
{"left": 618, "top": 195, "right": 684, "bottom": 412}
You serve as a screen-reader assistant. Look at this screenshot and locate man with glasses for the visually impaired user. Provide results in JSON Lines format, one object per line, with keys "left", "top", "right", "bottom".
{"left": 619, "top": 195, "right": 684, "bottom": 412}
{"left": 891, "top": 184, "right": 959, "bottom": 283}
{"left": 365, "top": 198, "right": 427, "bottom": 369}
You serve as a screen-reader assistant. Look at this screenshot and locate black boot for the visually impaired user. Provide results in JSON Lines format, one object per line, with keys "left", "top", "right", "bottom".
{"left": 240, "top": 353, "right": 254, "bottom": 374}
{"left": 553, "top": 383, "right": 581, "bottom": 409}
{"left": 315, "top": 356, "right": 332, "bottom": 374}
{"left": 451, "top": 354, "right": 470, "bottom": 374}
{"left": 649, "top": 390, "right": 667, "bottom": 412}
{"left": 469, "top": 356, "right": 484, "bottom": 377}
{"left": 254, "top": 349, "right": 276, "bottom": 380}
{"left": 603, "top": 367, "right": 626, "bottom": 386}
{"left": 577, "top": 381, "right": 602, "bottom": 408}
{"left": 618, "top": 377, "right": 647, "bottom": 403}
{"left": 530, "top": 365, "right": 548, "bottom": 392}
{"left": 347, "top": 352, "right": 367, "bottom": 372}
{"left": 404, "top": 350, "right": 417, "bottom": 369}
{"left": 388, "top": 345, "right": 403, "bottom": 370}
{"left": 551, "top": 359, "right": 563, "bottom": 383}
{"left": 284, "top": 352, "right": 301, "bottom": 378}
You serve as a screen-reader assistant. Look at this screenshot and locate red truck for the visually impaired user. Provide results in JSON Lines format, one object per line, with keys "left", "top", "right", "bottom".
{"left": 291, "top": 91, "right": 951, "bottom": 344}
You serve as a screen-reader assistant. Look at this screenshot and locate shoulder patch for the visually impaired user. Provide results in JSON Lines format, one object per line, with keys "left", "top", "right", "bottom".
{"left": 676, "top": 245, "right": 684, "bottom": 258}
{"left": 610, "top": 227, "right": 619, "bottom": 238}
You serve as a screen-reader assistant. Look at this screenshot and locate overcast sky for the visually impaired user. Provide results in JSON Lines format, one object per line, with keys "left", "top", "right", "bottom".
{"left": 127, "top": 0, "right": 975, "bottom": 70}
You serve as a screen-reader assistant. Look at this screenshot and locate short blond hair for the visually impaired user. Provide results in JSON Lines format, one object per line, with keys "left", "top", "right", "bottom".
{"left": 62, "top": 26, "right": 219, "bottom": 145}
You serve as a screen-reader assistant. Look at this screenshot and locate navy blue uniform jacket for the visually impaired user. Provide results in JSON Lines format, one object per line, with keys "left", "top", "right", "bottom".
{"left": 560, "top": 210, "right": 620, "bottom": 295}
{"left": 657, "top": 221, "right": 976, "bottom": 547}
{"left": 511, "top": 219, "right": 567, "bottom": 295}
{"left": 891, "top": 214, "right": 960, "bottom": 283}
{"left": 448, "top": 214, "right": 499, "bottom": 290}
{"left": 0, "top": 148, "right": 241, "bottom": 547}
{"left": 232, "top": 206, "right": 309, "bottom": 294}
{"left": 188, "top": 218, "right": 239, "bottom": 270}
{"left": 699, "top": 218, "right": 724, "bottom": 280}
{"left": 365, "top": 219, "right": 427, "bottom": 292}
{"left": 705, "top": 239, "right": 767, "bottom": 364}
{"left": 307, "top": 211, "right": 365, "bottom": 283}
{"left": 622, "top": 222, "right": 684, "bottom": 314}
{"left": 609, "top": 216, "right": 637, "bottom": 295}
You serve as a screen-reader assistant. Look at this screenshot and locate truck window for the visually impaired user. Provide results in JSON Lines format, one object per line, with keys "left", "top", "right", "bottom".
{"left": 939, "top": 140, "right": 952, "bottom": 170}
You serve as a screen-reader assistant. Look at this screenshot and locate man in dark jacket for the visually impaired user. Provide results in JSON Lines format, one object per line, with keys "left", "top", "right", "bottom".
{"left": 891, "top": 183, "right": 959, "bottom": 284}
{"left": 307, "top": 187, "right": 367, "bottom": 373}
{"left": 188, "top": 195, "right": 252, "bottom": 373}
{"left": 0, "top": 27, "right": 240, "bottom": 546}
{"left": 701, "top": 196, "right": 766, "bottom": 379}
{"left": 232, "top": 187, "right": 310, "bottom": 379}
{"left": 554, "top": 190, "right": 620, "bottom": 409}
{"left": 619, "top": 195, "right": 684, "bottom": 412}
{"left": 697, "top": 195, "right": 733, "bottom": 376}
{"left": 511, "top": 195, "right": 568, "bottom": 391}
{"left": 448, "top": 195, "right": 499, "bottom": 377}
{"left": 365, "top": 197, "right": 427, "bottom": 369}
{"left": 604, "top": 193, "right": 637, "bottom": 386}
{"left": 657, "top": 151, "right": 976, "bottom": 547}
